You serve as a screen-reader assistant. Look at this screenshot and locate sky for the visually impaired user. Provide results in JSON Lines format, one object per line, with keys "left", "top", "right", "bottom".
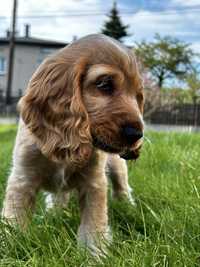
{"left": 0, "top": 0, "right": 200, "bottom": 53}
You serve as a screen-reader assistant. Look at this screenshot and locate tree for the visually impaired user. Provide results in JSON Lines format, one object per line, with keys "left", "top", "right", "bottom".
{"left": 185, "top": 70, "right": 200, "bottom": 125}
{"left": 101, "top": 1, "right": 129, "bottom": 42}
{"left": 140, "top": 66, "right": 161, "bottom": 119}
{"left": 185, "top": 70, "right": 200, "bottom": 105}
{"left": 135, "top": 34, "right": 195, "bottom": 88}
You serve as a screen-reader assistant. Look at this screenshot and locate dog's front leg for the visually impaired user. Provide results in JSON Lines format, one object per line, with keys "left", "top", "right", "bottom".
{"left": 77, "top": 171, "right": 110, "bottom": 256}
{"left": 2, "top": 172, "right": 40, "bottom": 227}
{"left": 108, "top": 155, "right": 136, "bottom": 205}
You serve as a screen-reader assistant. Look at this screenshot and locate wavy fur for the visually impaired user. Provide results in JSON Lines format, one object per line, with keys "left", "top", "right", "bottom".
{"left": 19, "top": 57, "right": 92, "bottom": 165}
{"left": 2, "top": 34, "right": 144, "bottom": 257}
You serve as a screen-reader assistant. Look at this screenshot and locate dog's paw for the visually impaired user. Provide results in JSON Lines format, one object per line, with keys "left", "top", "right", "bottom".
{"left": 77, "top": 225, "right": 112, "bottom": 258}
{"left": 112, "top": 186, "right": 137, "bottom": 207}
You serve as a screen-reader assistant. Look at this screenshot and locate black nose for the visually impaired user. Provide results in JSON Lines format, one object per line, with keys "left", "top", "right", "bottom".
{"left": 121, "top": 125, "right": 143, "bottom": 145}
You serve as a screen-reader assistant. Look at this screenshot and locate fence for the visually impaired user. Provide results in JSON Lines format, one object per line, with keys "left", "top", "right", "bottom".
{"left": 147, "top": 104, "right": 200, "bottom": 126}
{"left": 0, "top": 97, "right": 200, "bottom": 127}
{"left": 0, "top": 97, "right": 19, "bottom": 114}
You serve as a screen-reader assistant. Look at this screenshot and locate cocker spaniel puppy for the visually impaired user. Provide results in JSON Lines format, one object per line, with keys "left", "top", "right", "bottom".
{"left": 2, "top": 34, "right": 144, "bottom": 256}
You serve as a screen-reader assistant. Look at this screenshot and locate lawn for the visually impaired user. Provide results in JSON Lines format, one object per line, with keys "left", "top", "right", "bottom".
{"left": 0, "top": 125, "right": 200, "bottom": 266}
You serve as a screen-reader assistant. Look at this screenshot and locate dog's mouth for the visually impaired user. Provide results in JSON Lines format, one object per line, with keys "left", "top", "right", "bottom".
{"left": 92, "top": 135, "right": 141, "bottom": 160}
{"left": 92, "top": 136, "right": 122, "bottom": 153}
{"left": 119, "top": 149, "right": 140, "bottom": 160}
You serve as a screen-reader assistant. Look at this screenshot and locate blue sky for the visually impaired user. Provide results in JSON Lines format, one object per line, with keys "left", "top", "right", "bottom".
{"left": 0, "top": 0, "right": 200, "bottom": 52}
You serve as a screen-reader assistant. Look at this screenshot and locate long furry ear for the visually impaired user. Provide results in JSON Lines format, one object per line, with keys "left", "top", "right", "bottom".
{"left": 19, "top": 56, "right": 92, "bottom": 165}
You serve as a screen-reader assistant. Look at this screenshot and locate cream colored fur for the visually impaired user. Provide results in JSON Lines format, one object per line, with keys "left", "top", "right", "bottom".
{"left": 2, "top": 119, "right": 134, "bottom": 255}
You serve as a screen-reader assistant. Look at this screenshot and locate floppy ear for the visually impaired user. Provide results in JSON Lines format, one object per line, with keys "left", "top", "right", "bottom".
{"left": 19, "top": 57, "right": 92, "bottom": 165}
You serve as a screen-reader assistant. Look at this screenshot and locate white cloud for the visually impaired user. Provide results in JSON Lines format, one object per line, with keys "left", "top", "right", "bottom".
{"left": 27, "top": 14, "right": 105, "bottom": 42}
{"left": 171, "top": 0, "right": 200, "bottom": 6}
{"left": 0, "top": 0, "right": 199, "bottom": 52}
{"left": 125, "top": 11, "right": 178, "bottom": 40}
{"left": 18, "top": 0, "right": 101, "bottom": 14}
{"left": 0, "top": 0, "right": 12, "bottom": 16}
{"left": 0, "top": 0, "right": 103, "bottom": 41}
{"left": 190, "top": 42, "right": 200, "bottom": 53}
{"left": 123, "top": 9, "right": 200, "bottom": 46}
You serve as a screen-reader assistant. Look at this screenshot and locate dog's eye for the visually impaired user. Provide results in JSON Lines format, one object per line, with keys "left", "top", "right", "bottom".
{"left": 95, "top": 76, "right": 114, "bottom": 93}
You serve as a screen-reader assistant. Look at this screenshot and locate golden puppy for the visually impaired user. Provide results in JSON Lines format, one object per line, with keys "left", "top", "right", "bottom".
{"left": 2, "top": 34, "right": 144, "bottom": 256}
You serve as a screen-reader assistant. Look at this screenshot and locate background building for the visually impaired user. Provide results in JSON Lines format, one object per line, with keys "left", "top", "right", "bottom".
{"left": 0, "top": 25, "right": 66, "bottom": 100}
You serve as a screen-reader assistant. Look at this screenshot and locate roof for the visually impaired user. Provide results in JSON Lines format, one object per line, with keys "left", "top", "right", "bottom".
{"left": 0, "top": 36, "right": 67, "bottom": 48}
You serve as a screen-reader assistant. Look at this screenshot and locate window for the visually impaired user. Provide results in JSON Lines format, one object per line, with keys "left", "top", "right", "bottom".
{"left": 40, "top": 48, "right": 56, "bottom": 54}
{"left": 0, "top": 57, "right": 6, "bottom": 74}
{"left": 37, "top": 48, "right": 57, "bottom": 65}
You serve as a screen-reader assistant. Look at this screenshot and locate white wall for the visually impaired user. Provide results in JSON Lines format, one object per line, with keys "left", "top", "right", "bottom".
{"left": 0, "top": 44, "right": 59, "bottom": 97}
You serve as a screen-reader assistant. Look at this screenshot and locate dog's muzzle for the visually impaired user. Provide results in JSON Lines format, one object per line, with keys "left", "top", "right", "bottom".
{"left": 92, "top": 135, "right": 122, "bottom": 153}
{"left": 119, "top": 138, "right": 143, "bottom": 160}
{"left": 119, "top": 149, "right": 140, "bottom": 160}
{"left": 92, "top": 134, "right": 143, "bottom": 160}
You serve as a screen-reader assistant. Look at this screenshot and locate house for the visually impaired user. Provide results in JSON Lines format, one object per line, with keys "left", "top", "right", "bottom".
{"left": 0, "top": 25, "right": 67, "bottom": 100}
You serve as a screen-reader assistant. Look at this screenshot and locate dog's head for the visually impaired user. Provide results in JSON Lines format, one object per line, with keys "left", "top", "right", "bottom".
{"left": 19, "top": 34, "right": 144, "bottom": 165}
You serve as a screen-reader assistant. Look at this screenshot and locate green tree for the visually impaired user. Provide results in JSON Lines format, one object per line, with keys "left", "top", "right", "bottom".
{"left": 135, "top": 34, "right": 195, "bottom": 88}
{"left": 185, "top": 70, "right": 200, "bottom": 125}
{"left": 101, "top": 2, "right": 129, "bottom": 42}
{"left": 185, "top": 70, "right": 200, "bottom": 105}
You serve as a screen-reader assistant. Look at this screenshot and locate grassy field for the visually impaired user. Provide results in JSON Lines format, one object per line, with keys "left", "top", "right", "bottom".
{"left": 0, "top": 125, "right": 200, "bottom": 266}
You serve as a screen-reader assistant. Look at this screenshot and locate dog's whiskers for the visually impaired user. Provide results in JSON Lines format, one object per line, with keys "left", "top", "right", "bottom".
{"left": 143, "top": 136, "right": 152, "bottom": 144}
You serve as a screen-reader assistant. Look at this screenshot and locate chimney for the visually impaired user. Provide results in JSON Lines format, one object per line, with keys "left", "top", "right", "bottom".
{"left": 6, "top": 30, "right": 11, "bottom": 38}
{"left": 25, "top": 24, "right": 30, "bottom": 38}
{"left": 6, "top": 29, "right": 18, "bottom": 38}
{"left": 72, "top": 35, "right": 78, "bottom": 42}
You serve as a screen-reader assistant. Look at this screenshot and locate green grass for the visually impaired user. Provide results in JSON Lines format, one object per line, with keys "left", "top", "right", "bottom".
{"left": 0, "top": 125, "right": 200, "bottom": 266}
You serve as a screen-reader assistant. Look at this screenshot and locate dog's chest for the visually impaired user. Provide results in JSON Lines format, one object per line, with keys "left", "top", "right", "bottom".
{"left": 48, "top": 165, "right": 77, "bottom": 192}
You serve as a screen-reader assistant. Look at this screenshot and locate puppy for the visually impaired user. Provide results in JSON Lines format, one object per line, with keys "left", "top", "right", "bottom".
{"left": 2, "top": 34, "right": 144, "bottom": 255}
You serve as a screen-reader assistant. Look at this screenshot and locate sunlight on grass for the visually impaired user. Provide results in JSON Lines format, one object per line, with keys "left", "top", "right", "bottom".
{"left": 0, "top": 124, "right": 17, "bottom": 133}
{"left": 0, "top": 125, "right": 200, "bottom": 266}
